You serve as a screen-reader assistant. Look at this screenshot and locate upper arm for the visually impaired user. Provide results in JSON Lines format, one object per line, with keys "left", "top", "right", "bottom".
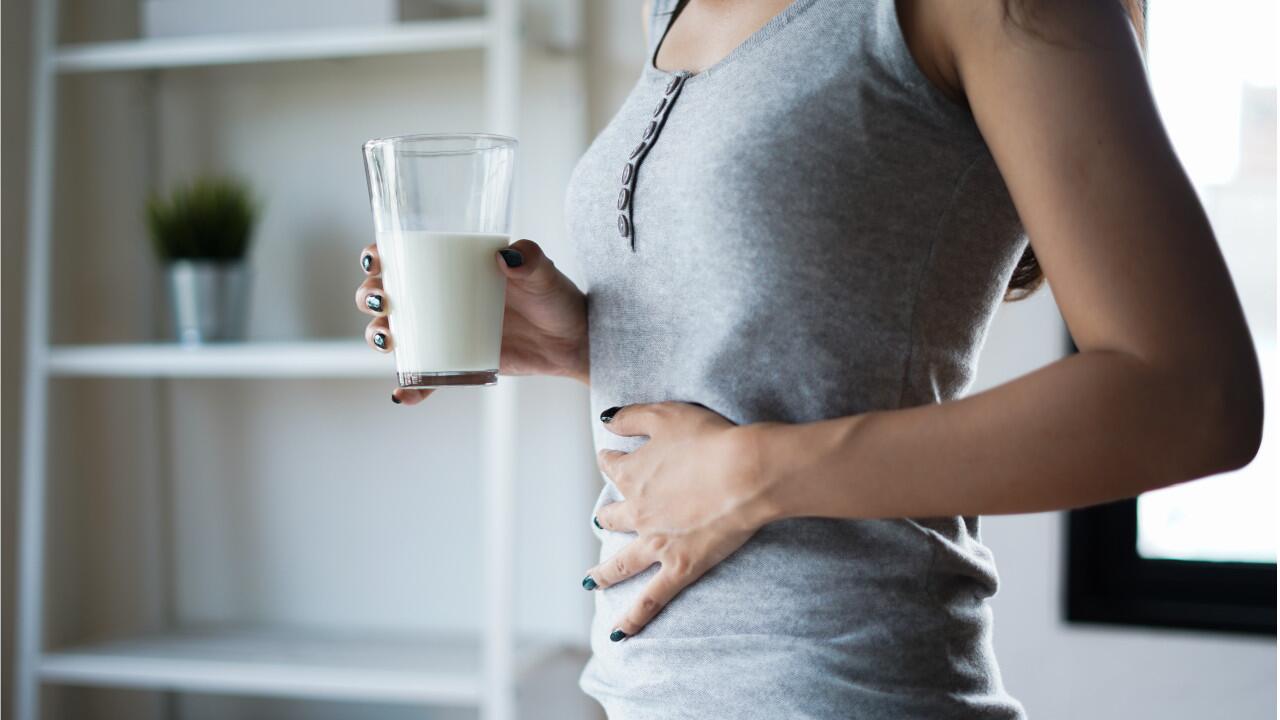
{"left": 936, "top": 1, "right": 1259, "bottom": 392}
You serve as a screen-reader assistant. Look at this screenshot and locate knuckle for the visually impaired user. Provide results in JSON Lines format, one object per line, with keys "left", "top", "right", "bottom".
{"left": 612, "top": 555, "right": 628, "bottom": 576}
{"left": 646, "top": 534, "right": 669, "bottom": 553}
{"left": 638, "top": 595, "right": 659, "bottom": 614}
{"left": 666, "top": 553, "right": 692, "bottom": 577}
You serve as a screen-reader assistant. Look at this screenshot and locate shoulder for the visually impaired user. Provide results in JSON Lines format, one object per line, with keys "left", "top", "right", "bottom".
{"left": 904, "top": 0, "right": 1141, "bottom": 105}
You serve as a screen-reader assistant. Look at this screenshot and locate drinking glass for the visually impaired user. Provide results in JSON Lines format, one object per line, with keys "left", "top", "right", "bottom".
{"left": 362, "top": 133, "right": 517, "bottom": 387}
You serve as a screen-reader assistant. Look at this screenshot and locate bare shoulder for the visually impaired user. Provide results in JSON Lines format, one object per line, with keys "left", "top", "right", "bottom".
{"left": 926, "top": 0, "right": 1141, "bottom": 81}
{"left": 900, "top": 0, "right": 1141, "bottom": 109}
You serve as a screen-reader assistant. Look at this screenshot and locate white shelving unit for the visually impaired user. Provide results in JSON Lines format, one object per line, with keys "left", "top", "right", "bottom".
{"left": 14, "top": 2, "right": 540, "bottom": 719}
{"left": 47, "top": 341, "right": 391, "bottom": 378}
{"left": 38, "top": 627, "right": 569, "bottom": 706}
{"left": 54, "top": 18, "right": 491, "bottom": 72}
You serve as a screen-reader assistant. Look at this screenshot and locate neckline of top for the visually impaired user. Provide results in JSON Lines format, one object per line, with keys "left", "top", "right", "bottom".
{"left": 645, "top": 0, "right": 819, "bottom": 84}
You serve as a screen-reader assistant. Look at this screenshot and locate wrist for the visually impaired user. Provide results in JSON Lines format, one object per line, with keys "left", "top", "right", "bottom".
{"left": 736, "top": 412, "right": 876, "bottom": 523}
{"left": 732, "top": 421, "right": 796, "bottom": 526}
{"left": 544, "top": 330, "right": 589, "bottom": 384}
{"left": 565, "top": 338, "right": 590, "bottom": 385}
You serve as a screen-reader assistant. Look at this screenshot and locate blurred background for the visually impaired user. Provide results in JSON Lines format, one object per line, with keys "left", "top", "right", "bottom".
{"left": 1, "top": 1, "right": 1274, "bottom": 718}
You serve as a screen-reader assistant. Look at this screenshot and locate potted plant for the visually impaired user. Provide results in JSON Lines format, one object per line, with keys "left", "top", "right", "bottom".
{"left": 147, "top": 177, "right": 259, "bottom": 344}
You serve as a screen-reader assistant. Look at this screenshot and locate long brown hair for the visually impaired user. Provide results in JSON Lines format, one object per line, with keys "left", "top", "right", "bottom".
{"left": 1001, "top": 0, "right": 1147, "bottom": 301}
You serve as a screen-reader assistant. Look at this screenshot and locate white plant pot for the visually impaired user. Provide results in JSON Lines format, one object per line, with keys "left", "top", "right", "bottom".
{"left": 165, "top": 260, "right": 250, "bottom": 344}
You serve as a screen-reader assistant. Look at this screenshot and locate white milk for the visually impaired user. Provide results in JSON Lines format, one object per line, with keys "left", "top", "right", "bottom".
{"left": 375, "top": 230, "right": 509, "bottom": 375}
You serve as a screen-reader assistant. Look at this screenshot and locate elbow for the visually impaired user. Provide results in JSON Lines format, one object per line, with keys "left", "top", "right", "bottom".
{"left": 1197, "top": 359, "right": 1265, "bottom": 475}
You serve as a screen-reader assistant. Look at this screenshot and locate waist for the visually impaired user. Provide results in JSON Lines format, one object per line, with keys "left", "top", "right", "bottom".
{"left": 589, "top": 503, "right": 999, "bottom": 639}
{"left": 581, "top": 512, "right": 1018, "bottom": 718}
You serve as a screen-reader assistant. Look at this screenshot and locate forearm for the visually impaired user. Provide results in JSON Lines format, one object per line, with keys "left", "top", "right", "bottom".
{"left": 752, "top": 349, "right": 1256, "bottom": 521}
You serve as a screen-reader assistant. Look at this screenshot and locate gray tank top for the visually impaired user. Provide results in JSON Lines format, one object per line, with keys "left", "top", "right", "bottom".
{"left": 567, "top": 0, "right": 1029, "bottom": 716}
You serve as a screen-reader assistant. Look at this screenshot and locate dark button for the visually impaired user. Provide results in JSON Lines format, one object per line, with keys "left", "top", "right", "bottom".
{"left": 621, "top": 163, "right": 634, "bottom": 184}
{"left": 665, "top": 75, "right": 682, "bottom": 95}
{"left": 629, "top": 142, "right": 646, "bottom": 159}
{"left": 642, "top": 121, "right": 657, "bottom": 140}
{"left": 617, "top": 214, "right": 631, "bottom": 238}
{"left": 617, "top": 188, "right": 630, "bottom": 211}
{"left": 652, "top": 97, "right": 667, "bottom": 117}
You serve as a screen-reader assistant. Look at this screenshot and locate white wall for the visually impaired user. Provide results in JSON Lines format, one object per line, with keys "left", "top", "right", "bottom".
{"left": 2, "top": 0, "right": 34, "bottom": 712}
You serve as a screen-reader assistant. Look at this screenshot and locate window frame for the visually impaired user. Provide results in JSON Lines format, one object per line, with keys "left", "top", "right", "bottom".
{"left": 1065, "top": 499, "right": 1276, "bottom": 635}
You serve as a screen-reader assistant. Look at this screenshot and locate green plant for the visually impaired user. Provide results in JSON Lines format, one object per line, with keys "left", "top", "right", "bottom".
{"left": 146, "top": 177, "right": 259, "bottom": 261}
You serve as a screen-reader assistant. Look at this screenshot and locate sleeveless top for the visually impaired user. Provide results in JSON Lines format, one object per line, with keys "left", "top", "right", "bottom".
{"left": 566, "top": 0, "right": 1029, "bottom": 717}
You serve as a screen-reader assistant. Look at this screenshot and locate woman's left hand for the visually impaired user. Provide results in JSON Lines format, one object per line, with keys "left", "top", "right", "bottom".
{"left": 585, "top": 402, "right": 780, "bottom": 641}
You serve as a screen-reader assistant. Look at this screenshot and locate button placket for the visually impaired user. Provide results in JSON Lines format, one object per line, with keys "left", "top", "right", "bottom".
{"left": 617, "top": 71, "right": 689, "bottom": 249}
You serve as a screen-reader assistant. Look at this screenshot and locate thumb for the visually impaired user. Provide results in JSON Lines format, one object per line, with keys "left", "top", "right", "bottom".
{"left": 496, "top": 239, "right": 562, "bottom": 296}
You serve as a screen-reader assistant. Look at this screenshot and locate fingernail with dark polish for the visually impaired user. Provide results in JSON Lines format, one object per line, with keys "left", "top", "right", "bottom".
{"left": 391, "top": 393, "right": 402, "bottom": 404}
{"left": 361, "top": 253, "right": 373, "bottom": 272}
{"left": 582, "top": 574, "right": 598, "bottom": 591}
{"left": 609, "top": 629, "right": 627, "bottom": 642}
{"left": 600, "top": 406, "right": 622, "bottom": 424}
{"left": 499, "top": 248, "right": 524, "bottom": 268}
{"left": 373, "top": 333, "right": 387, "bottom": 349}
{"left": 365, "top": 294, "right": 383, "bottom": 312}
{"left": 593, "top": 515, "right": 602, "bottom": 529}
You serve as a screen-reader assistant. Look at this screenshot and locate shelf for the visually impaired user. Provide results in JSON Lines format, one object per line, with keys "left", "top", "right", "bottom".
{"left": 47, "top": 341, "right": 392, "bottom": 378}
{"left": 54, "top": 18, "right": 491, "bottom": 73}
{"left": 39, "top": 627, "right": 571, "bottom": 705}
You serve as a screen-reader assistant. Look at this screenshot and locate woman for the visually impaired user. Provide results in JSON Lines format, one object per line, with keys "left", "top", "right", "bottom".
{"left": 356, "top": 0, "right": 1264, "bottom": 716}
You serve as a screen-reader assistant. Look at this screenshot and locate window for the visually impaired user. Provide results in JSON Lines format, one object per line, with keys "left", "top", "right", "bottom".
{"left": 1065, "top": 1, "right": 1277, "bottom": 635}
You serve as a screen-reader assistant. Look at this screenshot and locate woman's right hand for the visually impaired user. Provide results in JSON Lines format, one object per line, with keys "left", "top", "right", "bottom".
{"left": 355, "top": 238, "right": 589, "bottom": 405}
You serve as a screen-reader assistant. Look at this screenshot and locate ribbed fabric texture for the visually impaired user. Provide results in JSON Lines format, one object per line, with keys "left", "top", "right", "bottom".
{"left": 566, "top": 0, "right": 1029, "bottom": 717}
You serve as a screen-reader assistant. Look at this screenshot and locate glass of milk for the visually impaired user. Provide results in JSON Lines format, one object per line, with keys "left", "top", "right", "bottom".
{"left": 362, "top": 133, "right": 517, "bottom": 388}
